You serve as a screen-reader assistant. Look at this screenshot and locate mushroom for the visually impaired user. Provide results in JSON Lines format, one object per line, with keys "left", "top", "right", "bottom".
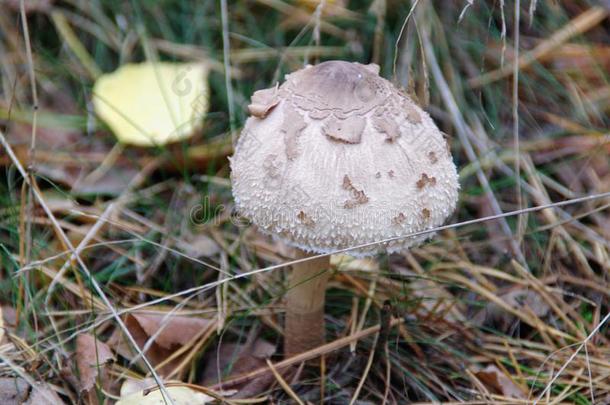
{"left": 230, "top": 60, "right": 459, "bottom": 357}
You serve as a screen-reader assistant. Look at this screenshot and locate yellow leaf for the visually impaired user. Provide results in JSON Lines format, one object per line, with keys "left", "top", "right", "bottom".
{"left": 93, "top": 62, "right": 209, "bottom": 147}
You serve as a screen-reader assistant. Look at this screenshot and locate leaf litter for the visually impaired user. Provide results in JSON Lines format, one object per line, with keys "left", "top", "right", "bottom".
{"left": 0, "top": 1, "right": 609, "bottom": 404}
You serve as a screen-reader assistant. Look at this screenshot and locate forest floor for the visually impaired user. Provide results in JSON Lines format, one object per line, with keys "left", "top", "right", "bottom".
{"left": 0, "top": 1, "right": 609, "bottom": 404}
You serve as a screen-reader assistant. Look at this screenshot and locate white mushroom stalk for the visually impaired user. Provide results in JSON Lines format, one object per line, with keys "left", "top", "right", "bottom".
{"left": 230, "top": 60, "right": 459, "bottom": 356}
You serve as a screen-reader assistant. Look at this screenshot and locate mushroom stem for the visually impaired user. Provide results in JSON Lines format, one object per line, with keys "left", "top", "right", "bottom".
{"left": 284, "top": 250, "right": 330, "bottom": 358}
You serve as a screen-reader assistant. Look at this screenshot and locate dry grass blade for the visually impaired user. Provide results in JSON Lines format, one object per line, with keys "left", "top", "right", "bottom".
{"left": 470, "top": 6, "right": 609, "bottom": 87}
{"left": 348, "top": 332, "right": 378, "bottom": 405}
{"left": 420, "top": 10, "right": 528, "bottom": 268}
{"left": 0, "top": 131, "right": 175, "bottom": 405}
{"left": 265, "top": 359, "right": 304, "bottom": 405}
{"left": 535, "top": 310, "right": 610, "bottom": 403}
{"left": 1, "top": 2, "right": 609, "bottom": 403}
{"left": 212, "top": 318, "right": 403, "bottom": 389}
{"left": 50, "top": 11, "right": 101, "bottom": 79}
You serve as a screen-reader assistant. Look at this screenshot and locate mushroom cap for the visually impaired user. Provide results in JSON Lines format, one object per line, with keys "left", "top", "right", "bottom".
{"left": 230, "top": 60, "right": 459, "bottom": 257}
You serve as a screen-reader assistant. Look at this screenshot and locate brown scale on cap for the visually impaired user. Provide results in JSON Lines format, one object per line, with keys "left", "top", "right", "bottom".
{"left": 342, "top": 175, "right": 369, "bottom": 209}
{"left": 393, "top": 212, "right": 406, "bottom": 225}
{"left": 308, "top": 108, "right": 331, "bottom": 120}
{"left": 428, "top": 151, "right": 438, "bottom": 164}
{"left": 262, "top": 154, "right": 284, "bottom": 189}
{"left": 248, "top": 87, "right": 280, "bottom": 118}
{"left": 297, "top": 211, "right": 315, "bottom": 228}
{"left": 422, "top": 208, "right": 431, "bottom": 220}
{"left": 282, "top": 106, "right": 306, "bottom": 160}
{"left": 403, "top": 100, "right": 422, "bottom": 124}
{"left": 372, "top": 112, "right": 400, "bottom": 142}
{"left": 324, "top": 117, "right": 365, "bottom": 144}
{"left": 441, "top": 132, "right": 453, "bottom": 156}
{"left": 288, "top": 62, "right": 386, "bottom": 117}
{"left": 416, "top": 173, "right": 437, "bottom": 189}
{"left": 263, "top": 154, "right": 282, "bottom": 178}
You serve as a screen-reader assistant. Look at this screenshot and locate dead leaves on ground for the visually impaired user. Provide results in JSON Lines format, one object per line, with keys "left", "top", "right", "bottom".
{"left": 474, "top": 288, "right": 551, "bottom": 330}
{"left": 202, "top": 337, "right": 276, "bottom": 397}
{"left": 109, "top": 313, "right": 215, "bottom": 377}
{"left": 0, "top": 377, "right": 29, "bottom": 405}
{"left": 75, "top": 334, "right": 114, "bottom": 394}
{"left": 0, "top": 378, "right": 65, "bottom": 405}
{"left": 88, "top": 314, "right": 275, "bottom": 400}
{"left": 2, "top": 301, "right": 276, "bottom": 401}
{"left": 473, "top": 364, "right": 527, "bottom": 400}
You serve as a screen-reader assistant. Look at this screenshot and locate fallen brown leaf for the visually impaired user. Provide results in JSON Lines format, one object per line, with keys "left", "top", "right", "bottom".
{"left": 108, "top": 313, "right": 214, "bottom": 376}
{"left": 0, "top": 378, "right": 66, "bottom": 405}
{"left": 0, "top": 377, "right": 29, "bottom": 405}
{"left": 473, "top": 288, "right": 550, "bottom": 330}
{"left": 130, "top": 313, "right": 214, "bottom": 349}
{"left": 75, "top": 333, "right": 114, "bottom": 393}
{"left": 24, "top": 382, "right": 66, "bottom": 405}
{"left": 502, "top": 289, "right": 550, "bottom": 318}
{"left": 202, "top": 338, "right": 276, "bottom": 398}
{"left": 474, "top": 364, "right": 527, "bottom": 399}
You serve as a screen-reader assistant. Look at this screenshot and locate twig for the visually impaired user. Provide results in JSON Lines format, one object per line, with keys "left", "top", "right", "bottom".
{"left": 220, "top": 0, "right": 236, "bottom": 145}
{"left": 382, "top": 344, "right": 390, "bottom": 405}
{"left": 512, "top": 0, "right": 525, "bottom": 257}
{"left": 306, "top": 0, "right": 325, "bottom": 65}
{"left": 349, "top": 296, "right": 358, "bottom": 353}
{"left": 50, "top": 11, "right": 101, "bottom": 79}
{"left": 352, "top": 271, "right": 378, "bottom": 352}
{"left": 19, "top": 0, "right": 37, "bottom": 156}
{"left": 266, "top": 359, "right": 304, "bottom": 405}
{"left": 19, "top": 0, "right": 38, "bottom": 286}
{"left": 376, "top": 300, "right": 392, "bottom": 358}
{"left": 392, "top": 0, "right": 419, "bottom": 79}
{"left": 370, "top": 0, "right": 385, "bottom": 65}
{"left": 348, "top": 332, "right": 379, "bottom": 405}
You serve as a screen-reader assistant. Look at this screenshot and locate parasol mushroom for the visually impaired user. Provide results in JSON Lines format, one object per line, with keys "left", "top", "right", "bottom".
{"left": 230, "top": 60, "right": 459, "bottom": 357}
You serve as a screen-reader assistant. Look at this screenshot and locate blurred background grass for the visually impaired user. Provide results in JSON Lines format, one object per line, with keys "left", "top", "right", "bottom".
{"left": 0, "top": 0, "right": 609, "bottom": 404}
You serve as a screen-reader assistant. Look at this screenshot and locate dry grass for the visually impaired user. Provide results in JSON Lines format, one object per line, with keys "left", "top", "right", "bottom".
{"left": 0, "top": 0, "right": 609, "bottom": 404}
